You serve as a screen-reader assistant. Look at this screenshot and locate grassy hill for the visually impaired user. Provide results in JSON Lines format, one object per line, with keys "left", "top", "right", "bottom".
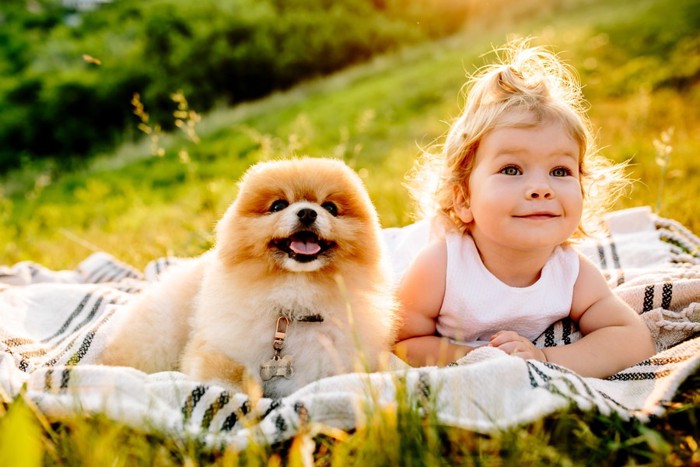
{"left": 1, "top": 0, "right": 698, "bottom": 464}
{"left": 3, "top": 0, "right": 698, "bottom": 271}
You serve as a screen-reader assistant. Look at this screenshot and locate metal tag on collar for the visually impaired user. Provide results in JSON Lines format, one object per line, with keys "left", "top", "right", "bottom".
{"left": 260, "top": 316, "right": 294, "bottom": 381}
{"left": 260, "top": 354, "right": 294, "bottom": 381}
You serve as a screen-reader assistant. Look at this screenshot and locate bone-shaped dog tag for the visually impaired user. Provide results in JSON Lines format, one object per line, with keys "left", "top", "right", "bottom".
{"left": 260, "top": 355, "right": 294, "bottom": 381}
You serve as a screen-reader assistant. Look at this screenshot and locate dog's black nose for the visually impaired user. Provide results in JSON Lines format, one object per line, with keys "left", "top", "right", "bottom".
{"left": 297, "top": 208, "right": 317, "bottom": 226}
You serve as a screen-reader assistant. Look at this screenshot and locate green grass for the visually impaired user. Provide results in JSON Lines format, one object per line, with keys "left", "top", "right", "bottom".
{"left": 1, "top": 0, "right": 699, "bottom": 464}
{"left": 2, "top": 372, "right": 698, "bottom": 465}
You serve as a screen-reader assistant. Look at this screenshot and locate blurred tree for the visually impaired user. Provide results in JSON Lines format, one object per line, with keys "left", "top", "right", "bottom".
{"left": 0, "top": 0, "right": 471, "bottom": 172}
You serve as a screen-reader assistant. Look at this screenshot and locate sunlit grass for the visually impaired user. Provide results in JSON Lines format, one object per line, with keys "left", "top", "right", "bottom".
{"left": 3, "top": 371, "right": 697, "bottom": 465}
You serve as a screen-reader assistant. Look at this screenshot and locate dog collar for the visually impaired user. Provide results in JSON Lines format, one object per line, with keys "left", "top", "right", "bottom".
{"left": 295, "top": 313, "right": 324, "bottom": 322}
{"left": 259, "top": 313, "right": 324, "bottom": 382}
{"left": 278, "top": 305, "right": 325, "bottom": 323}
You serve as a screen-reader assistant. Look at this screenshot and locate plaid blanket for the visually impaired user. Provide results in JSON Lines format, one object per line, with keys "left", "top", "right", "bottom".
{"left": 0, "top": 206, "right": 698, "bottom": 448}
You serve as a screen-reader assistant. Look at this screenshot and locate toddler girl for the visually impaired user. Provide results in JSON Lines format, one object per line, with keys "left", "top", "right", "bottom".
{"left": 394, "top": 40, "right": 655, "bottom": 378}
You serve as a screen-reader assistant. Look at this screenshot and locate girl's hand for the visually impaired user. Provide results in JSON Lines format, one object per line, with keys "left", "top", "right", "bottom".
{"left": 489, "top": 330, "right": 547, "bottom": 362}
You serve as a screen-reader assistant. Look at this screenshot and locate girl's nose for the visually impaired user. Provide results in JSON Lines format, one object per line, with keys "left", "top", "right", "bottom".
{"left": 526, "top": 177, "right": 554, "bottom": 200}
{"left": 528, "top": 189, "right": 553, "bottom": 199}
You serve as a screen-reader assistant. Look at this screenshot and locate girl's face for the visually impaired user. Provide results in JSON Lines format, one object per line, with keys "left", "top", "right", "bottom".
{"left": 455, "top": 120, "right": 583, "bottom": 253}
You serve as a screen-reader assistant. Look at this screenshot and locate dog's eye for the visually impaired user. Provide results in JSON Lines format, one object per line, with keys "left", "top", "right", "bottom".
{"left": 270, "top": 200, "right": 289, "bottom": 213}
{"left": 321, "top": 202, "right": 338, "bottom": 217}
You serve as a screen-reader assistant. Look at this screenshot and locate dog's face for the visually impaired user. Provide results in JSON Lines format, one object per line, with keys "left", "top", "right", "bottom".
{"left": 216, "top": 158, "right": 382, "bottom": 275}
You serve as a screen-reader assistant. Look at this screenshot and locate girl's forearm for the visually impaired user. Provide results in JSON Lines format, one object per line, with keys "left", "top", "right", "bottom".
{"left": 543, "top": 323, "right": 655, "bottom": 378}
{"left": 393, "top": 335, "right": 475, "bottom": 367}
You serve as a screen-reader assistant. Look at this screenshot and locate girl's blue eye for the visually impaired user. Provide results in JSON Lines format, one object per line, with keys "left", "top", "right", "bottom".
{"left": 270, "top": 199, "right": 289, "bottom": 212}
{"left": 321, "top": 201, "right": 338, "bottom": 216}
{"left": 551, "top": 167, "right": 572, "bottom": 177}
{"left": 500, "top": 166, "right": 521, "bottom": 176}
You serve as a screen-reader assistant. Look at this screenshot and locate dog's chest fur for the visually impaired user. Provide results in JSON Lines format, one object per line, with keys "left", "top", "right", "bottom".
{"left": 195, "top": 267, "right": 361, "bottom": 397}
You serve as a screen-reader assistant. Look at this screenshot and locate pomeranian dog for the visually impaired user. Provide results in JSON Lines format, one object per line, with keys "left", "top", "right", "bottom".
{"left": 99, "top": 157, "right": 397, "bottom": 397}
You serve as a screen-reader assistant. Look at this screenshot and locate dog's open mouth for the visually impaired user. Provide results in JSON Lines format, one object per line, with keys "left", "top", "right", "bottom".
{"left": 271, "top": 231, "right": 336, "bottom": 263}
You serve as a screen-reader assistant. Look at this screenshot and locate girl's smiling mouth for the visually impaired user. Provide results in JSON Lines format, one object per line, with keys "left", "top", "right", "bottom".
{"left": 514, "top": 212, "right": 560, "bottom": 220}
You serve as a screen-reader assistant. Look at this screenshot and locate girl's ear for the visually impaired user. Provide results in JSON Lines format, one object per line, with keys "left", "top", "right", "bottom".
{"left": 454, "top": 186, "right": 474, "bottom": 224}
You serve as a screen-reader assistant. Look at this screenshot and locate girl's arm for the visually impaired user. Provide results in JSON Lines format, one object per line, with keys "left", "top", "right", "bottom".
{"left": 492, "top": 254, "right": 655, "bottom": 378}
{"left": 553, "top": 254, "right": 655, "bottom": 377}
{"left": 393, "top": 240, "right": 475, "bottom": 366}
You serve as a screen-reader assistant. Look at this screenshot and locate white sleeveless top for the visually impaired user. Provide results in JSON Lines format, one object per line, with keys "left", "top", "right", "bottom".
{"left": 436, "top": 234, "right": 580, "bottom": 346}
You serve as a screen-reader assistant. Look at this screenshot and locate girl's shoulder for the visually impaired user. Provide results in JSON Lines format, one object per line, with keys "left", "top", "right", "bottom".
{"left": 400, "top": 234, "right": 449, "bottom": 282}
{"left": 570, "top": 250, "right": 617, "bottom": 318}
{"left": 444, "top": 231, "right": 476, "bottom": 250}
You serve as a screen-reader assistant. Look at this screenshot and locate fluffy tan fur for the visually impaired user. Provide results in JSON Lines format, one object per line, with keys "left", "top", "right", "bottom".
{"left": 99, "top": 157, "right": 397, "bottom": 397}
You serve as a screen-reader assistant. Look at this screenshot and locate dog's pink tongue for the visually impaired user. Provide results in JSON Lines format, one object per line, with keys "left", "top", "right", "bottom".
{"left": 290, "top": 240, "right": 321, "bottom": 255}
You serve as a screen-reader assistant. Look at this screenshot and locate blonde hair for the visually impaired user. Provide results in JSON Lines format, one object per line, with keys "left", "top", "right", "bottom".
{"left": 410, "top": 39, "right": 627, "bottom": 238}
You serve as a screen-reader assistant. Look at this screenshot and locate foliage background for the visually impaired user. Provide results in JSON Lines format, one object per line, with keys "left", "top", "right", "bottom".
{"left": 0, "top": 0, "right": 468, "bottom": 171}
